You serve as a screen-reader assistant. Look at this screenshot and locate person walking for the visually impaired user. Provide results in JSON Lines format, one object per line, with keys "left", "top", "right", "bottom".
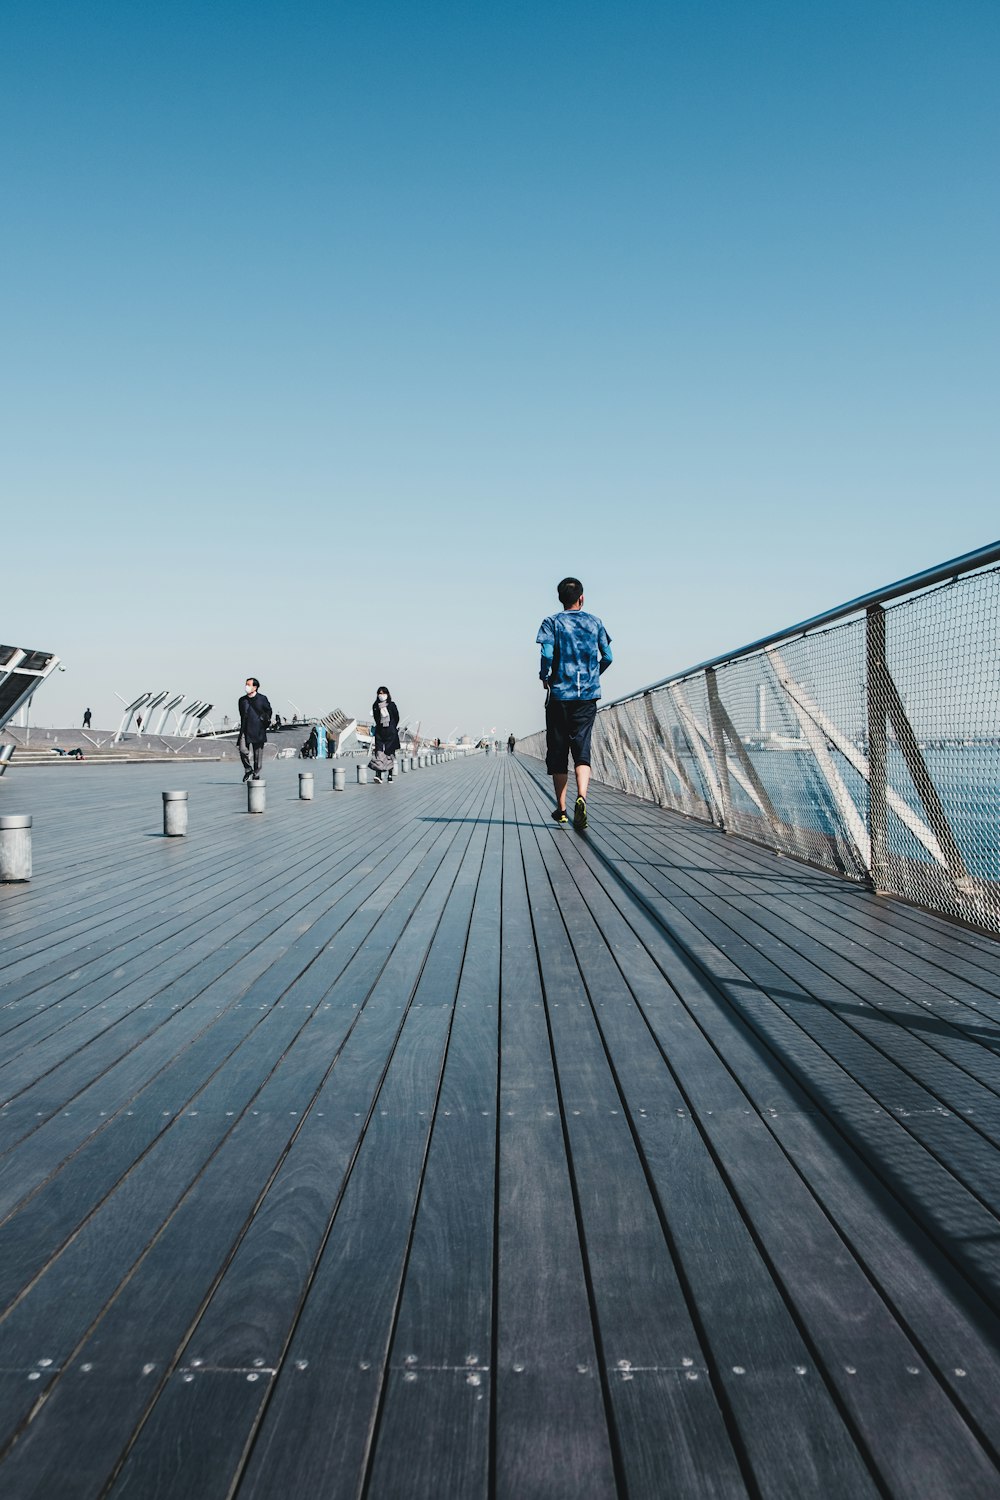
{"left": 536, "top": 576, "right": 612, "bottom": 830}
{"left": 370, "top": 686, "right": 400, "bottom": 783}
{"left": 507, "top": 733, "right": 515, "bottom": 753}
{"left": 83, "top": 708, "right": 92, "bottom": 728}
{"left": 237, "top": 676, "right": 272, "bottom": 781}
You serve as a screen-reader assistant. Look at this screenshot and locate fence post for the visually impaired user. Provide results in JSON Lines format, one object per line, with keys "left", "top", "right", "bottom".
{"left": 865, "top": 607, "right": 889, "bottom": 891}
{"left": 162, "top": 790, "right": 188, "bottom": 836}
{"left": 0, "top": 814, "right": 32, "bottom": 881}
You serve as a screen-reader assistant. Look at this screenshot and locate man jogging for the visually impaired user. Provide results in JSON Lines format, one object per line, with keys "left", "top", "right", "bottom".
{"left": 536, "top": 576, "right": 612, "bottom": 830}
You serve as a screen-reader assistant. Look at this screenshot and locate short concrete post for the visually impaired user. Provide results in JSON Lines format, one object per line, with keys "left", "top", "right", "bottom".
{"left": 162, "top": 790, "right": 188, "bottom": 836}
{"left": 0, "top": 814, "right": 32, "bottom": 881}
{"left": 357, "top": 765, "right": 368, "bottom": 784}
{"left": 299, "top": 772, "right": 314, "bottom": 801}
{"left": 248, "top": 779, "right": 266, "bottom": 814}
{"left": 333, "top": 766, "right": 346, "bottom": 791}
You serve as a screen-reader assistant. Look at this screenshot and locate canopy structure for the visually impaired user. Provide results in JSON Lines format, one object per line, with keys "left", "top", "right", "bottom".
{"left": 0, "top": 644, "right": 60, "bottom": 732}
{"left": 317, "top": 708, "right": 357, "bottom": 754}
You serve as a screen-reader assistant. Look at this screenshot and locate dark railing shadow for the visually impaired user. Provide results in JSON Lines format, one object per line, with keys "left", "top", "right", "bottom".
{"left": 516, "top": 753, "right": 1000, "bottom": 1356}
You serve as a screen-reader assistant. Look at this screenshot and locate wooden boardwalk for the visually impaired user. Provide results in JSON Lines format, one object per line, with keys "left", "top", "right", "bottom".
{"left": 1, "top": 753, "right": 1000, "bottom": 1498}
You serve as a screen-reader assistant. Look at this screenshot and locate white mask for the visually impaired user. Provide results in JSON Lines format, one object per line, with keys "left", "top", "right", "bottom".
{"left": 378, "top": 694, "right": 387, "bottom": 701}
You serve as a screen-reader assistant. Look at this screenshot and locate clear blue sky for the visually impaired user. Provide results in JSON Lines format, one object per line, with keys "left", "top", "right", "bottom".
{"left": 4, "top": 0, "right": 998, "bottom": 738}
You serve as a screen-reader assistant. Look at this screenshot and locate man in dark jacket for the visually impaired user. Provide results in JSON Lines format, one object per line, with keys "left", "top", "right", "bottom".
{"left": 237, "top": 677, "right": 272, "bottom": 782}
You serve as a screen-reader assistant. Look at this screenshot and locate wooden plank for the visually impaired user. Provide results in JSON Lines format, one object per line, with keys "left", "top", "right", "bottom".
{"left": 571, "top": 809, "right": 1000, "bottom": 1304}
{"left": 0, "top": 768, "right": 479, "bottom": 1158}
{"left": 365, "top": 782, "right": 503, "bottom": 1499}
{"left": 515, "top": 768, "right": 1000, "bottom": 1474}
{"left": 514, "top": 770, "right": 895, "bottom": 1496}
{"left": 234, "top": 951, "right": 470, "bottom": 1493}
{"left": 604, "top": 848, "right": 1000, "bottom": 1221}
{"left": 510, "top": 778, "right": 750, "bottom": 1499}
{"left": 606, "top": 808, "right": 1000, "bottom": 1122}
{"left": 491, "top": 781, "right": 618, "bottom": 1500}
{"left": 0, "top": 770, "right": 492, "bottom": 1484}
{"left": 108, "top": 774, "right": 499, "bottom": 1499}
{"left": 3, "top": 755, "right": 1000, "bottom": 1496}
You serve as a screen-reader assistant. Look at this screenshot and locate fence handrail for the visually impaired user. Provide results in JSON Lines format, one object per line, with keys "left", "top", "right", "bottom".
{"left": 601, "top": 539, "right": 1000, "bottom": 711}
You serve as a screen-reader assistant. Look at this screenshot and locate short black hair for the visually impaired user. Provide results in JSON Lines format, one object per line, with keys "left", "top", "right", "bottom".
{"left": 247, "top": 677, "right": 260, "bottom": 689}
{"left": 557, "top": 577, "right": 584, "bottom": 607}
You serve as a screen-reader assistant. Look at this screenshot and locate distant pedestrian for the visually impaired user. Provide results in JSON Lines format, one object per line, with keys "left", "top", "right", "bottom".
{"left": 238, "top": 677, "right": 273, "bottom": 781}
{"left": 536, "top": 576, "right": 612, "bottom": 830}
{"left": 370, "top": 686, "right": 400, "bottom": 783}
{"left": 136, "top": 714, "right": 143, "bottom": 733}
{"left": 507, "top": 733, "right": 515, "bottom": 753}
{"left": 83, "top": 708, "right": 92, "bottom": 729}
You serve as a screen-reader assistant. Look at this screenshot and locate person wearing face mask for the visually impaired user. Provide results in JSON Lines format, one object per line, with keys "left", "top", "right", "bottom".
{"left": 369, "top": 686, "right": 400, "bottom": 783}
{"left": 237, "top": 676, "right": 273, "bottom": 782}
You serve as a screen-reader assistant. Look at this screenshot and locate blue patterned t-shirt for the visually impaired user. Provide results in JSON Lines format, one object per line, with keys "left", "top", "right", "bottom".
{"left": 536, "top": 609, "right": 613, "bottom": 701}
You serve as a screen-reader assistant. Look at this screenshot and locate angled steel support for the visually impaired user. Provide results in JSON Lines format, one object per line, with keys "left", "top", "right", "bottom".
{"left": 768, "top": 645, "right": 947, "bottom": 871}
{"left": 0, "top": 646, "right": 61, "bottom": 734}
{"left": 114, "top": 692, "right": 152, "bottom": 743}
{"left": 866, "top": 606, "right": 973, "bottom": 896}
{"left": 768, "top": 647, "right": 871, "bottom": 875}
{"left": 155, "top": 695, "right": 184, "bottom": 735}
{"left": 704, "top": 670, "right": 735, "bottom": 831}
{"left": 644, "top": 695, "right": 704, "bottom": 813}
{"left": 705, "top": 668, "right": 784, "bottom": 836}
{"left": 669, "top": 683, "right": 725, "bottom": 827}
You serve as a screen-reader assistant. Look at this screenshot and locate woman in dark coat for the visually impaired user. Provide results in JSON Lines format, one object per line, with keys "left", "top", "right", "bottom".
{"left": 371, "top": 686, "right": 400, "bottom": 783}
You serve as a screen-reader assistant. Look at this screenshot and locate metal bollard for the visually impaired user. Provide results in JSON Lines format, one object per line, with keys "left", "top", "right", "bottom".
{"left": 333, "top": 766, "right": 346, "bottom": 791}
{"left": 357, "top": 765, "right": 368, "bottom": 784}
{"left": 0, "top": 814, "right": 32, "bottom": 881}
{"left": 398, "top": 755, "right": 407, "bottom": 774}
{"left": 299, "top": 772, "right": 314, "bottom": 801}
{"left": 248, "top": 779, "right": 266, "bottom": 813}
{"left": 162, "top": 790, "right": 188, "bottom": 837}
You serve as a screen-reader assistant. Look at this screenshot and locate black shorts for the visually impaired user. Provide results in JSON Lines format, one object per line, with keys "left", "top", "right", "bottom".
{"left": 545, "top": 697, "right": 598, "bottom": 775}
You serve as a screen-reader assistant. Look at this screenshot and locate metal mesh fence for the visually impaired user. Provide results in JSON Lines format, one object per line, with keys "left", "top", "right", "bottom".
{"left": 520, "top": 561, "right": 1000, "bottom": 934}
